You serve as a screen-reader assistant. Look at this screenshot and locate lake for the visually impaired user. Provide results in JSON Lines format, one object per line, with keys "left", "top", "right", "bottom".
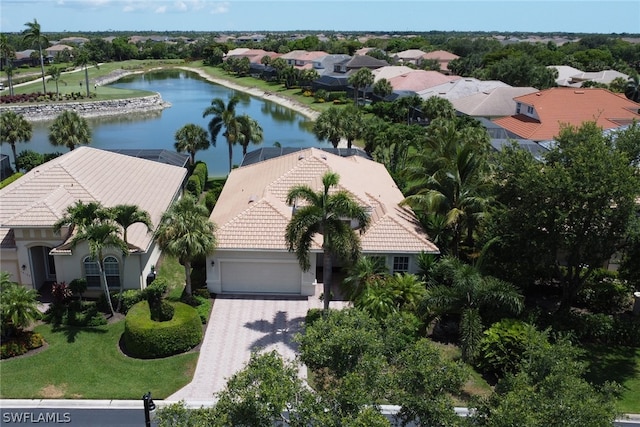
{"left": 16, "top": 69, "right": 323, "bottom": 177}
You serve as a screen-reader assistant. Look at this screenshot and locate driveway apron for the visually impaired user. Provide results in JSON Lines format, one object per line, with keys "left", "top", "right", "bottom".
{"left": 167, "top": 291, "right": 348, "bottom": 401}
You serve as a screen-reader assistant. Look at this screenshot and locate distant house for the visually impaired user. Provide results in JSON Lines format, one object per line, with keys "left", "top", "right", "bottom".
{"left": 548, "top": 65, "right": 629, "bottom": 87}
{"left": 279, "top": 50, "right": 329, "bottom": 70}
{"left": 207, "top": 148, "right": 438, "bottom": 295}
{"left": 423, "top": 50, "right": 460, "bottom": 74}
{"left": 393, "top": 49, "right": 427, "bottom": 65}
{"left": 45, "top": 44, "right": 74, "bottom": 61}
{"left": 418, "top": 78, "right": 510, "bottom": 102}
{"left": 344, "top": 55, "right": 389, "bottom": 72}
{"left": 0, "top": 147, "right": 187, "bottom": 293}
{"left": 493, "top": 87, "right": 640, "bottom": 141}
{"left": 387, "top": 70, "right": 459, "bottom": 93}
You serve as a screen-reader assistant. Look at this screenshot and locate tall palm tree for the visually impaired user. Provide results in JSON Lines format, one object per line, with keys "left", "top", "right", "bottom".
{"left": 237, "top": 114, "right": 264, "bottom": 156}
{"left": 4, "top": 62, "right": 15, "bottom": 96}
{"left": 154, "top": 195, "right": 217, "bottom": 296}
{"left": 203, "top": 96, "right": 241, "bottom": 173}
{"left": 0, "top": 111, "right": 33, "bottom": 170}
{"left": 110, "top": 204, "right": 153, "bottom": 312}
{"left": 0, "top": 34, "right": 16, "bottom": 95}
{"left": 74, "top": 46, "right": 97, "bottom": 98}
{"left": 313, "top": 107, "right": 344, "bottom": 148}
{"left": 69, "top": 220, "right": 128, "bottom": 317}
{"left": 48, "top": 110, "right": 91, "bottom": 151}
{"left": 55, "top": 201, "right": 124, "bottom": 317}
{"left": 422, "top": 256, "right": 524, "bottom": 363}
{"left": 372, "top": 78, "right": 393, "bottom": 100}
{"left": 22, "top": 19, "right": 49, "bottom": 94}
{"left": 47, "top": 65, "right": 65, "bottom": 101}
{"left": 285, "top": 171, "right": 370, "bottom": 311}
{"left": 174, "top": 123, "right": 210, "bottom": 166}
{"left": 348, "top": 67, "right": 374, "bottom": 107}
{"left": 341, "top": 105, "right": 365, "bottom": 149}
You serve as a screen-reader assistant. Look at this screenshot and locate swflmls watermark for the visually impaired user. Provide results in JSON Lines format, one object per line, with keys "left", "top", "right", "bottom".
{"left": 2, "top": 411, "right": 71, "bottom": 423}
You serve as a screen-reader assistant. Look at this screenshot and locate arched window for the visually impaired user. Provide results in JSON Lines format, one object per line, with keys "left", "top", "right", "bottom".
{"left": 83, "top": 256, "right": 120, "bottom": 288}
{"left": 83, "top": 256, "right": 101, "bottom": 287}
{"left": 104, "top": 256, "right": 120, "bottom": 288}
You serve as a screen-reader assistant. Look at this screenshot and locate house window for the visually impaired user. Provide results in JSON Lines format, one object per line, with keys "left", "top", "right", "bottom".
{"left": 392, "top": 256, "right": 410, "bottom": 273}
{"left": 516, "top": 103, "right": 521, "bottom": 114}
{"left": 104, "top": 256, "right": 120, "bottom": 288}
{"left": 527, "top": 106, "right": 534, "bottom": 114}
{"left": 83, "top": 256, "right": 120, "bottom": 288}
{"left": 83, "top": 256, "right": 101, "bottom": 287}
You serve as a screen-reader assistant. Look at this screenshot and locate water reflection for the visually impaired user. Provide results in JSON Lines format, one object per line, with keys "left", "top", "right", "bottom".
{"left": 18, "top": 69, "right": 323, "bottom": 177}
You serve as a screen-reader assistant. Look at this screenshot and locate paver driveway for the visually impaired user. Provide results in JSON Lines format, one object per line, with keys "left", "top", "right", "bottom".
{"left": 167, "top": 290, "right": 348, "bottom": 401}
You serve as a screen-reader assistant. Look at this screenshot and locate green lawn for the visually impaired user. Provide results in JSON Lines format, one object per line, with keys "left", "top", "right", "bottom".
{"left": 0, "top": 320, "right": 198, "bottom": 399}
{"left": 582, "top": 345, "right": 640, "bottom": 413}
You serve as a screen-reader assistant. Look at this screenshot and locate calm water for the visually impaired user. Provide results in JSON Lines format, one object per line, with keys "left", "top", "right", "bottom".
{"left": 17, "top": 69, "right": 322, "bottom": 177}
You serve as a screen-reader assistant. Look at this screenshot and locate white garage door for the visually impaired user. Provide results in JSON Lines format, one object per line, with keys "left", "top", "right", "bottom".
{"left": 220, "top": 260, "right": 302, "bottom": 294}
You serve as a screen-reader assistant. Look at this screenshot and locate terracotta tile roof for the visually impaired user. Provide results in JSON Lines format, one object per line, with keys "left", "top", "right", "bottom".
{"left": 423, "top": 50, "right": 459, "bottom": 61}
{"left": 493, "top": 88, "right": 640, "bottom": 141}
{"left": 211, "top": 148, "right": 438, "bottom": 254}
{"left": 372, "top": 66, "right": 414, "bottom": 82}
{"left": 0, "top": 147, "right": 187, "bottom": 252}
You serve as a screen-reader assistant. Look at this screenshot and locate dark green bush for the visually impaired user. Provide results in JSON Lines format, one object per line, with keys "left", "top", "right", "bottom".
{"left": 186, "top": 175, "right": 202, "bottom": 196}
{"left": 577, "top": 269, "right": 633, "bottom": 314}
{"left": 203, "top": 191, "right": 217, "bottom": 213}
{"left": 552, "top": 310, "right": 640, "bottom": 347}
{"left": 45, "top": 300, "right": 107, "bottom": 327}
{"left": 114, "top": 289, "right": 143, "bottom": 314}
{"left": 123, "top": 301, "right": 203, "bottom": 358}
{"left": 193, "top": 162, "right": 208, "bottom": 189}
{"left": 69, "top": 278, "right": 87, "bottom": 300}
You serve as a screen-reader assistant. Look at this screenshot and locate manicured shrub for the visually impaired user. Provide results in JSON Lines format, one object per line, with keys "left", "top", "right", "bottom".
{"left": 193, "top": 162, "right": 208, "bottom": 189}
{"left": 115, "top": 289, "right": 143, "bottom": 314}
{"left": 44, "top": 300, "right": 107, "bottom": 327}
{"left": 186, "top": 174, "right": 202, "bottom": 196}
{"left": 123, "top": 301, "right": 203, "bottom": 358}
{"left": 69, "top": 278, "right": 87, "bottom": 300}
{"left": 203, "top": 191, "right": 217, "bottom": 213}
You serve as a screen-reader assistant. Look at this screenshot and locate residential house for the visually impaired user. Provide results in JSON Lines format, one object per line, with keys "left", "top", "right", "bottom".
{"left": 418, "top": 78, "right": 510, "bottom": 101}
{"left": 0, "top": 147, "right": 187, "bottom": 293}
{"left": 451, "top": 86, "right": 539, "bottom": 119}
{"left": 312, "top": 54, "right": 352, "bottom": 76}
{"left": 45, "top": 44, "right": 74, "bottom": 61}
{"left": 344, "top": 55, "right": 389, "bottom": 72}
{"left": 493, "top": 87, "right": 640, "bottom": 141}
{"left": 225, "top": 48, "right": 280, "bottom": 64}
{"left": 423, "top": 50, "right": 460, "bottom": 74}
{"left": 393, "top": 49, "right": 427, "bottom": 65}
{"left": 372, "top": 66, "right": 415, "bottom": 82}
{"left": 207, "top": 148, "right": 439, "bottom": 295}
{"left": 387, "top": 70, "right": 459, "bottom": 93}
{"left": 548, "top": 65, "right": 629, "bottom": 87}
{"left": 279, "top": 50, "right": 329, "bottom": 70}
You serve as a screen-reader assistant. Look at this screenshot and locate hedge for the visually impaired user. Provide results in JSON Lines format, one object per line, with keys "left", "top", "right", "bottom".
{"left": 186, "top": 175, "right": 202, "bottom": 196}
{"left": 123, "top": 300, "right": 203, "bottom": 358}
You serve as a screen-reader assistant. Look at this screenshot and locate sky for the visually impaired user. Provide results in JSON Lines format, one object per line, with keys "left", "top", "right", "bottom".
{"left": 1, "top": 0, "right": 638, "bottom": 35}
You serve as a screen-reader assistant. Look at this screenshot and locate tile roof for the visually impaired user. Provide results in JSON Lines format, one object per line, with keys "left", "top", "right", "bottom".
{"left": 493, "top": 88, "right": 640, "bottom": 141}
{"left": 372, "top": 66, "right": 415, "bottom": 82}
{"left": 418, "top": 78, "right": 509, "bottom": 101}
{"left": 388, "top": 70, "right": 459, "bottom": 92}
{"left": 211, "top": 148, "right": 438, "bottom": 254}
{"left": 452, "top": 86, "right": 539, "bottom": 117}
{"left": 423, "top": 50, "right": 460, "bottom": 61}
{"left": 0, "top": 147, "right": 187, "bottom": 252}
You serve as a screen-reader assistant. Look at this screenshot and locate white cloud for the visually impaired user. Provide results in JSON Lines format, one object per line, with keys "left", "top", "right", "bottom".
{"left": 154, "top": 5, "right": 167, "bottom": 13}
{"left": 210, "top": 1, "right": 229, "bottom": 14}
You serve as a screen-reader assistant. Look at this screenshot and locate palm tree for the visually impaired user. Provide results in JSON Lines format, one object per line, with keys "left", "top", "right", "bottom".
{"left": 22, "top": 19, "right": 49, "bottom": 94}
{"left": 422, "top": 256, "right": 524, "bottom": 363}
{"left": 342, "top": 255, "right": 388, "bottom": 302}
{"left": 55, "top": 201, "right": 124, "bottom": 317}
{"left": 69, "top": 220, "right": 128, "bottom": 317}
{"left": 0, "top": 111, "right": 33, "bottom": 170}
{"left": 237, "top": 114, "right": 264, "bottom": 156}
{"left": 4, "top": 62, "right": 15, "bottom": 96}
{"left": 625, "top": 72, "right": 640, "bottom": 103}
{"left": 48, "top": 110, "right": 92, "bottom": 151}
{"left": 0, "top": 34, "right": 16, "bottom": 95}
{"left": 174, "top": 123, "right": 210, "bottom": 166}
{"left": 203, "top": 96, "right": 241, "bottom": 173}
{"left": 372, "top": 78, "right": 393, "bottom": 100}
{"left": 313, "top": 107, "right": 344, "bottom": 148}
{"left": 285, "top": 171, "right": 370, "bottom": 311}
{"left": 154, "top": 195, "right": 217, "bottom": 296}
{"left": 341, "top": 106, "right": 365, "bottom": 149}
{"left": 348, "top": 67, "right": 374, "bottom": 107}
{"left": 356, "top": 273, "right": 426, "bottom": 320}
{"left": 47, "top": 65, "right": 65, "bottom": 101}
{"left": 402, "top": 120, "right": 490, "bottom": 257}
{"left": 74, "top": 46, "right": 97, "bottom": 98}
{"left": 0, "top": 272, "right": 40, "bottom": 339}
{"left": 110, "top": 204, "right": 153, "bottom": 312}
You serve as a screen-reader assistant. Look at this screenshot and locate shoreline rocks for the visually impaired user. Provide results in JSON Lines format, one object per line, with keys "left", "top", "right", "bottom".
{"left": 0, "top": 94, "right": 171, "bottom": 122}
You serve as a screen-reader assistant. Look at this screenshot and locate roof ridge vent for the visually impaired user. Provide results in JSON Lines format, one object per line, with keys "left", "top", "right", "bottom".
{"left": 298, "top": 155, "right": 305, "bottom": 160}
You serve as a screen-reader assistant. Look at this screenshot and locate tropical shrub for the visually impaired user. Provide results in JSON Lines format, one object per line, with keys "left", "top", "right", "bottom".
{"left": 123, "top": 300, "right": 203, "bottom": 358}
{"left": 186, "top": 174, "right": 202, "bottom": 196}
{"left": 476, "top": 319, "right": 547, "bottom": 376}
{"left": 144, "top": 278, "right": 174, "bottom": 322}
{"left": 576, "top": 269, "right": 633, "bottom": 314}
{"left": 51, "top": 281, "right": 72, "bottom": 306}
{"left": 0, "top": 331, "right": 44, "bottom": 359}
{"left": 1, "top": 273, "right": 41, "bottom": 339}
{"left": 68, "top": 278, "right": 87, "bottom": 300}
{"left": 551, "top": 310, "right": 640, "bottom": 347}
{"left": 114, "top": 289, "right": 143, "bottom": 314}
{"left": 193, "top": 162, "right": 208, "bottom": 188}
{"left": 44, "top": 300, "right": 107, "bottom": 327}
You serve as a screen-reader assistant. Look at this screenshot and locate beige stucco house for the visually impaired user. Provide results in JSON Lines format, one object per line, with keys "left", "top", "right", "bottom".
{"left": 0, "top": 147, "right": 187, "bottom": 293}
{"left": 207, "top": 148, "right": 439, "bottom": 296}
